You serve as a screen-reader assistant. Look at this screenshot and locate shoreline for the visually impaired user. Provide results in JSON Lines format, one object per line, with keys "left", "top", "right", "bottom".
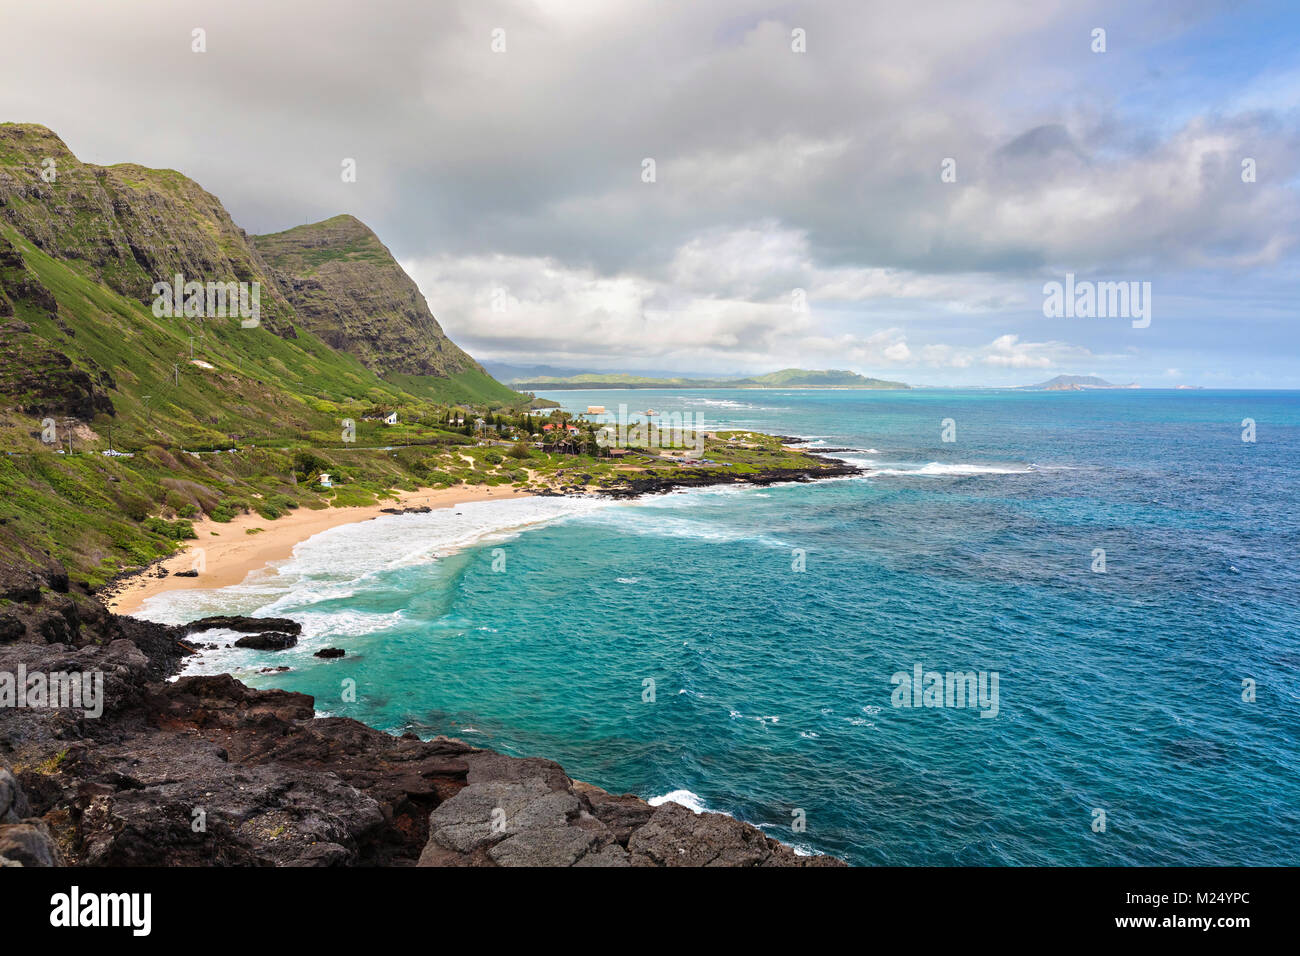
{"left": 5, "top": 461, "right": 859, "bottom": 867}
{"left": 104, "top": 484, "right": 534, "bottom": 616}
{"left": 102, "top": 450, "right": 860, "bottom": 617}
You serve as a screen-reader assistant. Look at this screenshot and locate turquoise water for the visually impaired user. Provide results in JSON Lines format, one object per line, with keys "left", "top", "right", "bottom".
{"left": 147, "top": 389, "right": 1300, "bottom": 865}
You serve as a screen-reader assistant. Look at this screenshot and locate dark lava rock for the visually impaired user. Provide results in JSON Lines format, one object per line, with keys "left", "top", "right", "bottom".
{"left": 596, "top": 458, "right": 862, "bottom": 499}
{"left": 0, "top": 558, "right": 843, "bottom": 868}
{"left": 626, "top": 801, "right": 840, "bottom": 867}
{"left": 313, "top": 647, "right": 345, "bottom": 659}
{"left": 184, "top": 615, "right": 302, "bottom": 637}
{"left": 415, "top": 753, "right": 843, "bottom": 868}
{"left": 1, "top": 768, "right": 30, "bottom": 822}
{"left": 233, "top": 631, "right": 297, "bottom": 651}
{"left": 0, "top": 767, "right": 63, "bottom": 865}
{"left": 0, "top": 819, "right": 62, "bottom": 866}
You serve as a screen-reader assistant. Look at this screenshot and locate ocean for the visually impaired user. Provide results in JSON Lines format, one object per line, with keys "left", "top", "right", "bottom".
{"left": 136, "top": 388, "right": 1300, "bottom": 865}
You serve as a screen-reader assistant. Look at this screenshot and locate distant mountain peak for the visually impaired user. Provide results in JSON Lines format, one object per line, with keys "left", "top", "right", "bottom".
{"left": 1023, "top": 374, "right": 1139, "bottom": 390}
{"left": 507, "top": 367, "right": 909, "bottom": 389}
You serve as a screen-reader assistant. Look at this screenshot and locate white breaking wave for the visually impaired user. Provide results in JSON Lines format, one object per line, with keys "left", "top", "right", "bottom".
{"left": 136, "top": 495, "right": 614, "bottom": 628}
{"left": 868, "top": 461, "right": 1038, "bottom": 477}
{"left": 585, "top": 508, "right": 790, "bottom": 549}
{"left": 690, "top": 398, "right": 756, "bottom": 409}
{"left": 649, "top": 789, "right": 709, "bottom": 814}
{"left": 829, "top": 454, "right": 878, "bottom": 468}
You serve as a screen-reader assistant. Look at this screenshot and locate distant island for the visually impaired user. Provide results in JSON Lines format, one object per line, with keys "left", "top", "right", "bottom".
{"left": 1020, "top": 375, "right": 1140, "bottom": 391}
{"left": 512, "top": 368, "right": 910, "bottom": 390}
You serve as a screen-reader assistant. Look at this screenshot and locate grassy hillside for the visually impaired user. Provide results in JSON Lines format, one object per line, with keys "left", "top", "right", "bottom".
{"left": 0, "top": 125, "right": 535, "bottom": 584}
{"left": 253, "top": 215, "right": 518, "bottom": 405}
{"left": 0, "top": 124, "right": 848, "bottom": 593}
{"left": 0, "top": 225, "right": 502, "bottom": 585}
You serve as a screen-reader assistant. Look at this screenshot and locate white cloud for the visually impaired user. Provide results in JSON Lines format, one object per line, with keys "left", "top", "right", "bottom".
{"left": 3, "top": 0, "right": 1296, "bottom": 384}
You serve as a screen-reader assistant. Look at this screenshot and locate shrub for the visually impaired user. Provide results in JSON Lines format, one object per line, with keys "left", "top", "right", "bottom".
{"left": 117, "top": 493, "right": 152, "bottom": 522}
{"left": 255, "top": 500, "right": 283, "bottom": 520}
{"left": 292, "top": 450, "right": 332, "bottom": 484}
{"left": 142, "top": 517, "right": 196, "bottom": 541}
{"left": 209, "top": 497, "right": 249, "bottom": 523}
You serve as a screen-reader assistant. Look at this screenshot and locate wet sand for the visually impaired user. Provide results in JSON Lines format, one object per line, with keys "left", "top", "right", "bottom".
{"left": 106, "top": 485, "right": 532, "bottom": 615}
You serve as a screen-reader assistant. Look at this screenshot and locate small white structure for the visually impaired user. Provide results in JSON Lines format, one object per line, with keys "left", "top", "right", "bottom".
{"left": 383, "top": 411, "right": 398, "bottom": 425}
{"left": 319, "top": 473, "right": 333, "bottom": 488}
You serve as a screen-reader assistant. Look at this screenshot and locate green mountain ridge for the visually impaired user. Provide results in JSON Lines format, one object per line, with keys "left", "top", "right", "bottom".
{"left": 0, "top": 124, "right": 299, "bottom": 337}
{"left": 0, "top": 124, "right": 850, "bottom": 593}
{"left": 0, "top": 123, "right": 521, "bottom": 449}
{"left": 253, "top": 215, "right": 503, "bottom": 394}
{"left": 512, "top": 368, "right": 909, "bottom": 389}
{"left": 0, "top": 123, "right": 528, "bottom": 583}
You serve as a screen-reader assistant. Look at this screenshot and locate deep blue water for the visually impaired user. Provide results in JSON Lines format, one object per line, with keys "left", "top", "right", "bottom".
{"left": 150, "top": 389, "right": 1300, "bottom": 865}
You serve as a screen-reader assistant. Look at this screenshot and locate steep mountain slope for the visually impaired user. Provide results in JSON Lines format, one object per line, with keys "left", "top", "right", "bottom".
{"left": 254, "top": 215, "right": 517, "bottom": 405}
{"left": 0, "top": 124, "right": 528, "bottom": 582}
{"left": 0, "top": 124, "right": 297, "bottom": 336}
{"left": 0, "top": 123, "right": 518, "bottom": 412}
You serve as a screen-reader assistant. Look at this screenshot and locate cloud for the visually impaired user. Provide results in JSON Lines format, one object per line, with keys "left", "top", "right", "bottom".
{"left": 1, "top": 0, "right": 1296, "bottom": 383}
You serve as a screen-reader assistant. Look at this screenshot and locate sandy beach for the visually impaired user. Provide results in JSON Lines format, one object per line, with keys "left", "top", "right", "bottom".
{"left": 106, "top": 485, "right": 533, "bottom": 616}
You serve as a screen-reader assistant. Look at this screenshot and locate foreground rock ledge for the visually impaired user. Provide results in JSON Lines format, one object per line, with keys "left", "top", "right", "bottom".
{"left": 0, "top": 617, "right": 842, "bottom": 867}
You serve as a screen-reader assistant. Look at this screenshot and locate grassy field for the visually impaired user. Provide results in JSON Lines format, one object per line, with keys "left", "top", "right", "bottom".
{"left": 1, "top": 425, "right": 838, "bottom": 589}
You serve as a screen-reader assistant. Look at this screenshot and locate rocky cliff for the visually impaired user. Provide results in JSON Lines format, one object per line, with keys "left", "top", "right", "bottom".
{"left": 254, "top": 215, "right": 484, "bottom": 380}
{"left": 0, "top": 124, "right": 297, "bottom": 337}
{"left": 0, "top": 234, "right": 116, "bottom": 420}
{"left": 0, "top": 124, "right": 516, "bottom": 406}
{"left": 0, "top": 559, "right": 842, "bottom": 867}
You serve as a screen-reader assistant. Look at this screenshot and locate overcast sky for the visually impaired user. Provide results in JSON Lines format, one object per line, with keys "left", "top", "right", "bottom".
{"left": 3, "top": 0, "right": 1298, "bottom": 385}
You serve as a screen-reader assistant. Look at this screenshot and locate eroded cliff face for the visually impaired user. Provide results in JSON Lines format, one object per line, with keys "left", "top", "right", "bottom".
{"left": 0, "top": 234, "right": 115, "bottom": 420}
{"left": 0, "top": 560, "right": 843, "bottom": 868}
{"left": 0, "top": 124, "right": 297, "bottom": 337}
{"left": 0, "top": 123, "right": 512, "bottom": 407}
{"left": 253, "top": 214, "right": 483, "bottom": 379}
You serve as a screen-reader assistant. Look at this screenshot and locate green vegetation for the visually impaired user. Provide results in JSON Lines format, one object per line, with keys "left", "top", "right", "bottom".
{"left": 385, "top": 369, "right": 521, "bottom": 407}
{"left": 0, "top": 124, "right": 844, "bottom": 591}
